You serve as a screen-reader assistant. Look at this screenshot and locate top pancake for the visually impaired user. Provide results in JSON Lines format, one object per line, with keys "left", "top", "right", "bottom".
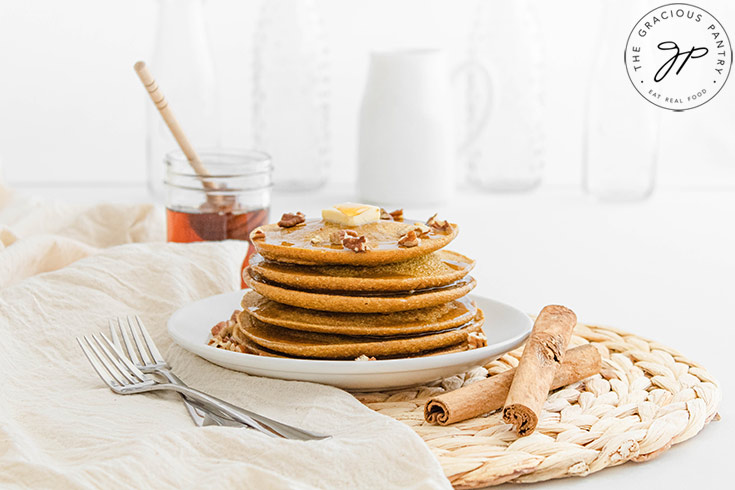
{"left": 248, "top": 250, "right": 474, "bottom": 292}
{"left": 250, "top": 218, "right": 458, "bottom": 265}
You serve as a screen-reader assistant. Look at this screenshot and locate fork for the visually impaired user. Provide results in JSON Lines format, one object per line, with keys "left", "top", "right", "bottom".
{"left": 109, "top": 316, "right": 230, "bottom": 428}
{"left": 78, "top": 327, "right": 329, "bottom": 441}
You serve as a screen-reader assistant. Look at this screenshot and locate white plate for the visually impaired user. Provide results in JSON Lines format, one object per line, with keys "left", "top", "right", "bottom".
{"left": 168, "top": 290, "right": 532, "bottom": 391}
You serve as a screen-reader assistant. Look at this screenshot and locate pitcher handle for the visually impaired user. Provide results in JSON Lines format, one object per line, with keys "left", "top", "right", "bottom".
{"left": 453, "top": 61, "right": 494, "bottom": 154}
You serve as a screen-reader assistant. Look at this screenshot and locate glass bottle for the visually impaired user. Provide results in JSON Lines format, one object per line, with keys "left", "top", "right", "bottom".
{"left": 461, "top": 0, "right": 544, "bottom": 192}
{"left": 583, "top": 1, "right": 660, "bottom": 201}
{"left": 253, "top": 0, "right": 330, "bottom": 190}
{"left": 146, "top": 0, "right": 219, "bottom": 201}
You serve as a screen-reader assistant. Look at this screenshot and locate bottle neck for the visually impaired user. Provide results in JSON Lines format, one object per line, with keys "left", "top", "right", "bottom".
{"left": 153, "top": 0, "right": 212, "bottom": 70}
{"left": 156, "top": 0, "right": 207, "bottom": 42}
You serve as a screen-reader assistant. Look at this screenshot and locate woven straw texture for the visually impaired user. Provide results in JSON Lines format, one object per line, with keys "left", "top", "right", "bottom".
{"left": 355, "top": 323, "right": 721, "bottom": 488}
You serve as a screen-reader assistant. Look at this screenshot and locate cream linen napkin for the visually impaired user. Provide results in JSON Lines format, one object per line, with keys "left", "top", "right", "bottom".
{"left": 0, "top": 185, "right": 451, "bottom": 490}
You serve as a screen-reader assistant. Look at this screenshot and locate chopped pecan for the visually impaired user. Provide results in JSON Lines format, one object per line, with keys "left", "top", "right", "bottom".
{"left": 251, "top": 229, "right": 266, "bottom": 240}
{"left": 211, "top": 321, "right": 227, "bottom": 336}
{"left": 278, "top": 212, "right": 305, "bottom": 228}
{"left": 342, "top": 234, "right": 368, "bottom": 253}
{"left": 229, "top": 309, "right": 241, "bottom": 322}
{"left": 397, "top": 230, "right": 420, "bottom": 248}
{"left": 413, "top": 222, "right": 431, "bottom": 237}
{"left": 212, "top": 310, "right": 241, "bottom": 338}
{"left": 355, "top": 354, "right": 377, "bottom": 361}
{"left": 426, "top": 213, "right": 453, "bottom": 233}
{"left": 380, "top": 208, "right": 404, "bottom": 221}
{"left": 467, "top": 331, "right": 487, "bottom": 349}
{"left": 329, "top": 229, "right": 358, "bottom": 246}
{"left": 389, "top": 209, "right": 404, "bottom": 221}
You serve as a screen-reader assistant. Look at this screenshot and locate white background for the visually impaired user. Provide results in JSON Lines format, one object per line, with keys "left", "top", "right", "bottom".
{"left": 0, "top": 1, "right": 733, "bottom": 489}
{"left": 0, "top": 0, "right": 734, "bottom": 188}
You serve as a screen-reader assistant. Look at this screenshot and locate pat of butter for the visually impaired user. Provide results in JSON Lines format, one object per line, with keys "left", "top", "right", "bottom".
{"left": 322, "top": 203, "right": 380, "bottom": 226}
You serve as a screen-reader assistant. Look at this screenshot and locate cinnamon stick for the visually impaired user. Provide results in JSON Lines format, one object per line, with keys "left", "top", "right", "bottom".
{"left": 424, "top": 344, "right": 600, "bottom": 425}
{"left": 502, "top": 305, "right": 577, "bottom": 435}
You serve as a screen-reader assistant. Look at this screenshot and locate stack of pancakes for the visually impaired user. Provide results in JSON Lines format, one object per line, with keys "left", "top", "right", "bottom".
{"left": 231, "top": 213, "right": 486, "bottom": 360}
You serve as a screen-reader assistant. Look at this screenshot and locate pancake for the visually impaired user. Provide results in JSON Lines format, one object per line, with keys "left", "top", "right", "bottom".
{"left": 241, "top": 290, "right": 478, "bottom": 336}
{"left": 232, "top": 333, "right": 473, "bottom": 360}
{"left": 248, "top": 250, "right": 475, "bottom": 292}
{"left": 250, "top": 218, "right": 459, "bottom": 265}
{"left": 237, "top": 309, "right": 485, "bottom": 359}
{"left": 244, "top": 267, "right": 477, "bottom": 313}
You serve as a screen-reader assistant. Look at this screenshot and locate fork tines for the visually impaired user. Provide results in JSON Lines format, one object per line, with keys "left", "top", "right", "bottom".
{"left": 109, "top": 316, "right": 166, "bottom": 367}
{"left": 77, "top": 332, "right": 151, "bottom": 391}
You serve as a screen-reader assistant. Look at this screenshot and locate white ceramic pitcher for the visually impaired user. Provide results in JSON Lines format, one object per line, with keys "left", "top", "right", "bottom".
{"left": 358, "top": 49, "right": 490, "bottom": 205}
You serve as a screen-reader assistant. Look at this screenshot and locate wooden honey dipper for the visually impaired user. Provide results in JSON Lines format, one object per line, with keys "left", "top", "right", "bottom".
{"left": 135, "top": 60, "right": 262, "bottom": 245}
{"left": 134, "top": 61, "right": 219, "bottom": 195}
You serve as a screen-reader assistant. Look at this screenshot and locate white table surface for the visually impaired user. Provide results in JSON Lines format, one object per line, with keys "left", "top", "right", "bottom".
{"left": 13, "top": 182, "right": 733, "bottom": 489}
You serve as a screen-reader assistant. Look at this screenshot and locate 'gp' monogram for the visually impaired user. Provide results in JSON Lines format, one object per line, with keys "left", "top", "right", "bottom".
{"left": 654, "top": 41, "right": 709, "bottom": 82}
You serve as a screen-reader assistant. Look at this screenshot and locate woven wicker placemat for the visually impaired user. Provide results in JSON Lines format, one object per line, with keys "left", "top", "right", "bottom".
{"left": 355, "top": 323, "right": 721, "bottom": 488}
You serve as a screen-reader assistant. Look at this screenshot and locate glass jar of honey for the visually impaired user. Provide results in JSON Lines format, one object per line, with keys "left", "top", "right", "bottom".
{"left": 164, "top": 149, "right": 272, "bottom": 286}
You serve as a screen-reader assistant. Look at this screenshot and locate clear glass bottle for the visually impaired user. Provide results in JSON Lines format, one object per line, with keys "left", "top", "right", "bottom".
{"left": 253, "top": 0, "right": 330, "bottom": 190}
{"left": 461, "top": 0, "right": 544, "bottom": 192}
{"left": 147, "top": 0, "right": 219, "bottom": 201}
{"left": 583, "top": 1, "right": 660, "bottom": 201}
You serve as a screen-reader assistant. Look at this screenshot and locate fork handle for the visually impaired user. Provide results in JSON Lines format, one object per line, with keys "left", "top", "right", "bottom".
{"left": 157, "top": 370, "right": 244, "bottom": 428}
{"left": 159, "top": 370, "right": 301, "bottom": 431}
{"left": 197, "top": 393, "right": 330, "bottom": 441}
{"left": 151, "top": 383, "right": 328, "bottom": 441}
{"left": 151, "top": 384, "right": 277, "bottom": 436}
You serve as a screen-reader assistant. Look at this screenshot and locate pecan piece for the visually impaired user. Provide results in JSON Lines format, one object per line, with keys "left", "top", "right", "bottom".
{"left": 329, "top": 229, "right": 358, "bottom": 246}
{"left": 278, "top": 212, "right": 305, "bottom": 228}
{"left": 389, "top": 209, "right": 404, "bottom": 221}
{"left": 413, "top": 222, "right": 431, "bottom": 237}
{"left": 211, "top": 321, "right": 227, "bottom": 336}
{"left": 342, "top": 234, "right": 368, "bottom": 253}
{"left": 426, "top": 213, "right": 453, "bottom": 233}
{"left": 229, "top": 309, "right": 241, "bottom": 322}
{"left": 251, "top": 229, "right": 266, "bottom": 240}
{"left": 329, "top": 230, "right": 357, "bottom": 245}
{"left": 467, "top": 331, "right": 487, "bottom": 349}
{"left": 355, "top": 355, "right": 377, "bottom": 361}
{"left": 397, "top": 230, "right": 420, "bottom": 248}
{"left": 380, "top": 208, "right": 404, "bottom": 221}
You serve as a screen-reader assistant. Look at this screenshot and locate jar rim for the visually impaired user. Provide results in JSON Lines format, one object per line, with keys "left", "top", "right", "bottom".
{"left": 165, "top": 148, "right": 272, "bottom": 178}
{"left": 163, "top": 181, "right": 274, "bottom": 193}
